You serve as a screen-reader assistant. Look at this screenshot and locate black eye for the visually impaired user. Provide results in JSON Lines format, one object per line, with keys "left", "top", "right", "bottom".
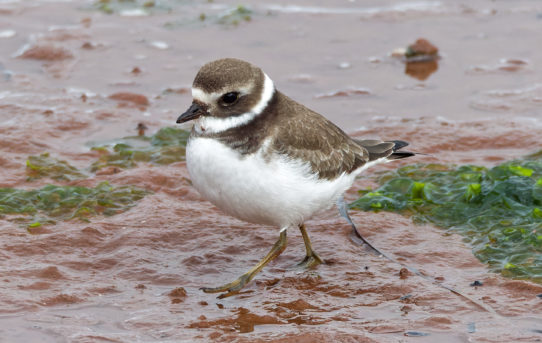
{"left": 221, "top": 92, "right": 239, "bottom": 105}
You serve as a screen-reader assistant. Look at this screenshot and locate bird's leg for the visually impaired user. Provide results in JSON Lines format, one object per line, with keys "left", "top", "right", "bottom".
{"left": 297, "top": 224, "right": 324, "bottom": 268}
{"left": 337, "top": 196, "right": 383, "bottom": 255}
{"left": 201, "top": 230, "right": 287, "bottom": 298}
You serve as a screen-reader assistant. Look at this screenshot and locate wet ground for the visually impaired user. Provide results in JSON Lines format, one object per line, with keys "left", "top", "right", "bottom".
{"left": 1, "top": 0, "right": 542, "bottom": 342}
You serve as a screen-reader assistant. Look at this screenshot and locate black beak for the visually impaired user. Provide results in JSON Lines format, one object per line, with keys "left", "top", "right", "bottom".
{"left": 176, "top": 102, "right": 204, "bottom": 124}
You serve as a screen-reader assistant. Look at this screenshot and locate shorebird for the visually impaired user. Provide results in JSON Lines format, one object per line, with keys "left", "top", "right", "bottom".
{"left": 177, "top": 58, "right": 414, "bottom": 297}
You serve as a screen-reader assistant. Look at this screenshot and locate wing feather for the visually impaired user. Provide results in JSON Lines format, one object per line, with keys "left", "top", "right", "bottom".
{"left": 271, "top": 94, "right": 368, "bottom": 180}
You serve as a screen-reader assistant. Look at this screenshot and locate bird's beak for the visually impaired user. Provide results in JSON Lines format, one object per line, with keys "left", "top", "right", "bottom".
{"left": 176, "top": 102, "right": 205, "bottom": 124}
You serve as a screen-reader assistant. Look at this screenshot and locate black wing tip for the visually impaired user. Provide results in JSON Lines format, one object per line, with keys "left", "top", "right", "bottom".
{"left": 354, "top": 138, "right": 415, "bottom": 161}
{"left": 389, "top": 151, "right": 416, "bottom": 160}
{"left": 389, "top": 140, "right": 415, "bottom": 160}
{"left": 391, "top": 140, "right": 409, "bottom": 151}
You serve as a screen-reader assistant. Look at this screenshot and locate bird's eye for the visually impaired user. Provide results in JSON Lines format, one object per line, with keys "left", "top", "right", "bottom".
{"left": 221, "top": 92, "right": 239, "bottom": 105}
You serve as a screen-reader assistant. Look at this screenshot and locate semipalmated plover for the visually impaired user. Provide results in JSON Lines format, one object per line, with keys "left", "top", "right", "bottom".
{"left": 177, "top": 58, "right": 414, "bottom": 298}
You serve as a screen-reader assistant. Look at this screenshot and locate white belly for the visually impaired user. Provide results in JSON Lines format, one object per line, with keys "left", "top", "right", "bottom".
{"left": 186, "top": 137, "right": 358, "bottom": 229}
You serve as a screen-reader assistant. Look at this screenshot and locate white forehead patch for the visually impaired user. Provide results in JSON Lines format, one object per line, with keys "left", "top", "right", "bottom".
{"left": 193, "top": 73, "right": 275, "bottom": 134}
{"left": 191, "top": 88, "right": 218, "bottom": 105}
{"left": 192, "top": 83, "right": 254, "bottom": 105}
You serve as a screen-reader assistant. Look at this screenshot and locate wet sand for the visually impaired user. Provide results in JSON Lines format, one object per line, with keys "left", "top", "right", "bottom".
{"left": 1, "top": 0, "right": 542, "bottom": 342}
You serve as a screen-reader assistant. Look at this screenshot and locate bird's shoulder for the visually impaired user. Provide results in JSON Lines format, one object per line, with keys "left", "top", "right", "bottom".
{"left": 269, "top": 93, "right": 369, "bottom": 180}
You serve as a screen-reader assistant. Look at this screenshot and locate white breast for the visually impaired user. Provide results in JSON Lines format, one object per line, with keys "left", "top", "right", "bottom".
{"left": 186, "top": 137, "right": 359, "bottom": 229}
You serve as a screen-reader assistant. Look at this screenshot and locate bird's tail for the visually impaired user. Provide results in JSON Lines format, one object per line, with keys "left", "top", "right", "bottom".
{"left": 354, "top": 139, "right": 415, "bottom": 162}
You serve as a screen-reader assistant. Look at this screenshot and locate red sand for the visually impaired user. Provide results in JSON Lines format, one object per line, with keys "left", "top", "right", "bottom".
{"left": 1, "top": 0, "right": 542, "bottom": 342}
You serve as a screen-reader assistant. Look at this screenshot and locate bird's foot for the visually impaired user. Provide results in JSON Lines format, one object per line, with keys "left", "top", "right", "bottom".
{"left": 200, "top": 230, "right": 288, "bottom": 299}
{"left": 296, "top": 252, "right": 324, "bottom": 269}
{"left": 201, "top": 274, "right": 250, "bottom": 299}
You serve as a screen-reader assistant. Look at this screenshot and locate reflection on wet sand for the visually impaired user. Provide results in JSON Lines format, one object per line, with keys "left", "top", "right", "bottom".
{"left": 405, "top": 60, "right": 438, "bottom": 80}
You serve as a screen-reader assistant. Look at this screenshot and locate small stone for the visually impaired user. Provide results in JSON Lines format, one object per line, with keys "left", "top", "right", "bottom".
{"left": 81, "top": 42, "right": 95, "bottom": 50}
{"left": 169, "top": 287, "right": 187, "bottom": 298}
{"left": 169, "top": 287, "right": 187, "bottom": 304}
{"left": 470, "top": 280, "right": 483, "bottom": 287}
{"left": 406, "top": 38, "right": 439, "bottom": 57}
{"left": 399, "top": 267, "right": 410, "bottom": 279}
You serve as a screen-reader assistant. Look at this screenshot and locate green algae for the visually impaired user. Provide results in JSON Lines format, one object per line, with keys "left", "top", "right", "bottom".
{"left": 25, "top": 127, "right": 189, "bottom": 178}
{"left": 216, "top": 5, "right": 252, "bottom": 27}
{"left": 11, "top": 128, "right": 180, "bottom": 227}
{"left": 350, "top": 154, "right": 542, "bottom": 282}
{"left": 90, "top": 127, "right": 189, "bottom": 171}
{"left": 0, "top": 182, "right": 149, "bottom": 225}
{"left": 26, "top": 153, "right": 87, "bottom": 181}
{"left": 92, "top": 0, "right": 172, "bottom": 15}
{"left": 165, "top": 5, "right": 253, "bottom": 29}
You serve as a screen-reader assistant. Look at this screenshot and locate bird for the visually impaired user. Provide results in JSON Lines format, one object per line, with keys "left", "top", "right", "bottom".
{"left": 176, "top": 58, "right": 414, "bottom": 298}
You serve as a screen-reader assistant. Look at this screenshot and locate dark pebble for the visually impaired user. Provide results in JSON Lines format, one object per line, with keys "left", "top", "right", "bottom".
{"left": 470, "top": 280, "right": 483, "bottom": 287}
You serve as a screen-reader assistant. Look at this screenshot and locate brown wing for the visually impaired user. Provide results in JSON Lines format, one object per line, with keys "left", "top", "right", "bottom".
{"left": 271, "top": 94, "right": 369, "bottom": 180}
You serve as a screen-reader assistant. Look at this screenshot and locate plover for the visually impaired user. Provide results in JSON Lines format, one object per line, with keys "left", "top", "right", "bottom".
{"left": 177, "top": 58, "right": 414, "bottom": 297}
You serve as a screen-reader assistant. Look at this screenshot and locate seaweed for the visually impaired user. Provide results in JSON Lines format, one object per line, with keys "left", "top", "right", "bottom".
{"left": 216, "top": 5, "right": 252, "bottom": 27}
{"left": 350, "top": 153, "right": 542, "bottom": 282}
{"left": 92, "top": 0, "right": 170, "bottom": 15}
{"left": 165, "top": 5, "right": 253, "bottom": 29}
{"left": 90, "top": 127, "right": 189, "bottom": 171}
{"left": 26, "top": 153, "right": 88, "bottom": 181}
{"left": 0, "top": 182, "right": 149, "bottom": 226}
{"left": 24, "top": 127, "right": 189, "bottom": 178}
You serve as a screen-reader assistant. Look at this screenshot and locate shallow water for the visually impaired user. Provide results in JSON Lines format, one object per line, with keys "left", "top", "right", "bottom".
{"left": 1, "top": 0, "right": 542, "bottom": 342}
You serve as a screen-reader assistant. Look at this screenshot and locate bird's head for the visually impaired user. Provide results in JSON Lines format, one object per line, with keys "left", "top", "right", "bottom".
{"left": 176, "top": 58, "right": 275, "bottom": 133}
